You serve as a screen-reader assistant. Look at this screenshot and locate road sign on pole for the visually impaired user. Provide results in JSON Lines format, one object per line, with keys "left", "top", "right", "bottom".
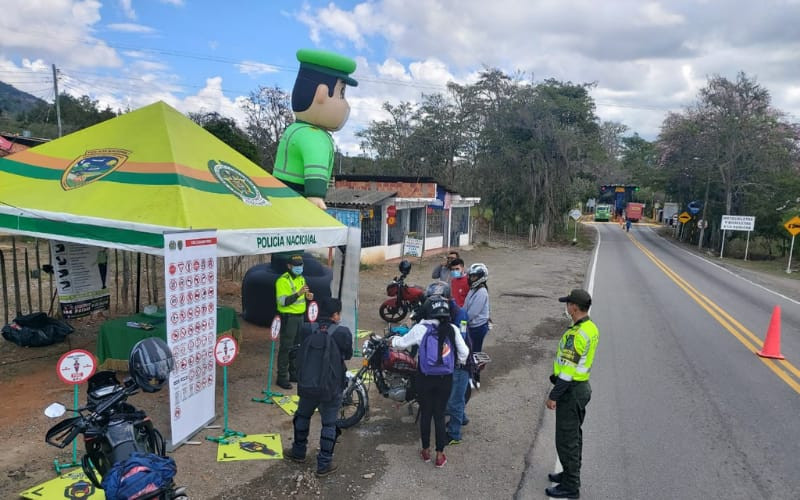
{"left": 678, "top": 212, "right": 691, "bottom": 224}
{"left": 784, "top": 216, "right": 800, "bottom": 236}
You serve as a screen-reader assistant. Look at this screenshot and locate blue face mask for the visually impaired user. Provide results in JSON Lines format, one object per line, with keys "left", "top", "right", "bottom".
{"left": 450, "top": 270, "right": 462, "bottom": 278}
{"left": 291, "top": 265, "right": 303, "bottom": 275}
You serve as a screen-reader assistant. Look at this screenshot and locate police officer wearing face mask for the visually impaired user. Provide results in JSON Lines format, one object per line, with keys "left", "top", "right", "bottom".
{"left": 275, "top": 254, "right": 314, "bottom": 389}
{"left": 545, "top": 288, "right": 599, "bottom": 499}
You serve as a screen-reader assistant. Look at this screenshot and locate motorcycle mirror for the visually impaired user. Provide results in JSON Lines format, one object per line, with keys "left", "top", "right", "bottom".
{"left": 44, "top": 403, "right": 66, "bottom": 418}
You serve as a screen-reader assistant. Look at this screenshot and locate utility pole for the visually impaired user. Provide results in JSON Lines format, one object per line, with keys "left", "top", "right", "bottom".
{"left": 698, "top": 172, "right": 710, "bottom": 249}
{"left": 52, "top": 64, "right": 63, "bottom": 138}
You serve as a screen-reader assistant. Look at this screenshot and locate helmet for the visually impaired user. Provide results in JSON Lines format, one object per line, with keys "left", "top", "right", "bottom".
{"left": 421, "top": 294, "right": 450, "bottom": 320}
{"left": 425, "top": 280, "right": 451, "bottom": 299}
{"left": 467, "top": 262, "right": 488, "bottom": 289}
{"left": 399, "top": 259, "right": 412, "bottom": 275}
{"left": 129, "top": 338, "right": 175, "bottom": 393}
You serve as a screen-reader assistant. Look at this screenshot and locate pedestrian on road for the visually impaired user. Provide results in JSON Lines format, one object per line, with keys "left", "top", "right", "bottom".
{"left": 391, "top": 295, "right": 468, "bottom": 468}
{"left": 275, "top": 254, "right": 313, "bottom": 389}
{"left": 545, "top": 288, "right": 599, "bottom": 499}
{"left": 284, "top": 297, "right": 352, "bottom": 477}
{"left": 432, "top": 250, "right": 459, "bottom": 283}
{"left": 463, "top": 263, "right": 490, "bottom": 386}
{"left": 449, "top": 258, "right": 469, "bottom": 307}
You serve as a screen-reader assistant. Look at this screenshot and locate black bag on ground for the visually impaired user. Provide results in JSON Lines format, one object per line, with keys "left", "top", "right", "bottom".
{"left": 1, "top": 312, "right": 74, "bottom": 347}
{"left": 296, "top": 323, "right": 342, "bottom": 401}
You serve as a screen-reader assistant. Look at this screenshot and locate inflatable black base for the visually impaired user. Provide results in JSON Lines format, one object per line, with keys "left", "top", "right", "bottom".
{"left": 241, "top": 253, "right": 333, "bottom": 326}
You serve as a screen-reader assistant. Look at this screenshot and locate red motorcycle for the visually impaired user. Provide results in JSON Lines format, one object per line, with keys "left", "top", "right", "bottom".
{"left": 379, "top": 260, "right": 425, "bottom": 323}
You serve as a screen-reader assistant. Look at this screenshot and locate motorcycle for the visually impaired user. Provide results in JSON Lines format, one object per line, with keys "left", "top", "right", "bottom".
{"left": 336, "top": 330, "right": 490, "bottom": 429}
{"left": 45, "top": 339, "right": 186, "bottom": 500}
{"left": 378, "top": 260, "right": 425, "bottom": 323}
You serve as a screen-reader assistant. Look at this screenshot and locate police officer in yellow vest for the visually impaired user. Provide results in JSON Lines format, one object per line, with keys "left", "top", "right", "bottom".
{"left": 545, "top": 289, "right": 599, "bottom": 499}
{"left": 275, "top": 254, "right": 313, "bottom": 389}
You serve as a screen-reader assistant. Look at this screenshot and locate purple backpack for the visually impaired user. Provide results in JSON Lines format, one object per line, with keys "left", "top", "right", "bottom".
{"left": 418, "top": 324, "right": 455, "bottom": 376}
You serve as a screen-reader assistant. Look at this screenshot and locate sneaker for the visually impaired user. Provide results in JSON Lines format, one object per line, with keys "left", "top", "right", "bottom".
{"left": 446, "top": 433, "right": 461, "bottom": 445}
{"left": 316, "top": 463, "right": 339, "bottom": 477}
{"left": 283, "top": 448, "right": 307, "bottom": 464}
{"left": 462, "top": 416, "right": 470, "bottom": 426}
{"left": 420, "top": 449, "right": 431, "bottom": 463}
{"left": 435, "top": 453, "right": 447, "bottom": 468}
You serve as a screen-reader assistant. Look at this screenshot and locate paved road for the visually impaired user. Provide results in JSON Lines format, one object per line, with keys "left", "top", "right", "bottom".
{"left": 578, "top": 224, "right": 800, "bottom": 499}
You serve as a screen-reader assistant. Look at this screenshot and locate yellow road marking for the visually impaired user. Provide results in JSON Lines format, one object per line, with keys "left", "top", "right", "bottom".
{"left": 627, "top": 232, "right": 800, "bottom": 394}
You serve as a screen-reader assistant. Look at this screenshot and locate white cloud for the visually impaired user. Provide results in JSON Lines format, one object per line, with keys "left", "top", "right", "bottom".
{"left": 107, "top": 23, "right": 156, "bottom": 34}
{"left": 637, "top": 2, "right": 685, "bottom": 26}
{"left": 236, "top": 61, "right": 280, "bottom": 76}
{"left": 119, "top": 0, "right": 136, "bottom": 20}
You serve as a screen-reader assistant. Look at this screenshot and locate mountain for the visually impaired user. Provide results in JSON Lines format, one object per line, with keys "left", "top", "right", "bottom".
{"left": 0, "top": 81, "right": 47, "bottom": 116}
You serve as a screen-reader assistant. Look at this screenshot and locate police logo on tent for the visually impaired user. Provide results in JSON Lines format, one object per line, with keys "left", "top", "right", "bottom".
{"left": 208, "top": 160, "right": 269, "bottom": 206}
{"left": 61, "top": 149, "right": 129, "bottom": 190}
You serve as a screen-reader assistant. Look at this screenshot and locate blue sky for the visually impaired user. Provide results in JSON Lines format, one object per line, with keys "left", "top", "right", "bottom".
{"left": 2, "top": 0, "right": 800, "bottom": 155}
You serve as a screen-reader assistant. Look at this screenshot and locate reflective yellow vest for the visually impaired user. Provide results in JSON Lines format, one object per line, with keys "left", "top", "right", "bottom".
{"left": 553, "top": 317, "right": 599, "bottom": 382}
{"left": 275, "top": 272, "right": 307, "bottom": 314}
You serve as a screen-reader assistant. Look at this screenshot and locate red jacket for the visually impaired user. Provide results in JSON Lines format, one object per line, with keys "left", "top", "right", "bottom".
{"left": 451, "top": 276, "right": 469, "bottom": 307}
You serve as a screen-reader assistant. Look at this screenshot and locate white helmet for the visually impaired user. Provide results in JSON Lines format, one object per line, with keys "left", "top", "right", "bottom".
{"left": 467, "top": 263, "right": 488, "bottom": 289}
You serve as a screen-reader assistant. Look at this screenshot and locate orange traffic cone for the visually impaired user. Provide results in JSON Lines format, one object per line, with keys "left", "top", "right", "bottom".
{"left": 757, "top": 305, "right": 785, "bottom": 359}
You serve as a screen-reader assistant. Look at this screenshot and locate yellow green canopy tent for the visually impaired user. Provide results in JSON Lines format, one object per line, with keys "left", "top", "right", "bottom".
{"left": 0, "top": 101, "right": 346, "bottom": 256}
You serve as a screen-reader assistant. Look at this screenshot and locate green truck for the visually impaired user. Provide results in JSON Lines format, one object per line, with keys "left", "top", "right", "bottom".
{"left": 595, "top": 204, "right": 611, "bottom": 222}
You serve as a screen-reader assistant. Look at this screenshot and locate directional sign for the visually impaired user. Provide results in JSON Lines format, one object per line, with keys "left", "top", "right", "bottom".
{"left": 785, "top": 215, "right": 800, "bottom": 236}
{"left": 678, "top": 212, "right": 692, "bottom": 224}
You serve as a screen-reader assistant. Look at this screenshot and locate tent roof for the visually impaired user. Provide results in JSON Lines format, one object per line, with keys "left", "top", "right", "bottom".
{"left": 0, "top": 101, "right": 346, "bottom": 256}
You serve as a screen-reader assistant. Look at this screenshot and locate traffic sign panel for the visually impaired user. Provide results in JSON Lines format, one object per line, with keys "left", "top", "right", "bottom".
{"left": 678, "top": 212, "right": 692, "bottom": 224}
{"left": 785, "top": 216, "right": 800, "bottom": 236}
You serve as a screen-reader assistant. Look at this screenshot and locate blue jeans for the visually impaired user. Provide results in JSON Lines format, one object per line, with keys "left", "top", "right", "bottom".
{"left": 446, "top": 368, "right": 470, "bottom": 440}
{"left": 469, "top": 322, "right": 489, "bottom": 353}
{"left": 291, "top": 393, "right": 342, "bottom": 470}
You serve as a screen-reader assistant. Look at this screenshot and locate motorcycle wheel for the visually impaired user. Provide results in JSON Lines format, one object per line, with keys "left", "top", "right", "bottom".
{"left": 379, "top": 303, "right": 407, "bottom": 323}
{"left": 336, "top": 379, "right": 368, "bottom": 429}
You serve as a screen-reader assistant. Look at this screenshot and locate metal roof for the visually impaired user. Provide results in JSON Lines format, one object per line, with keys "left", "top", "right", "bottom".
{"left": 325, "top": 188, "right": 397, "bottom": 207}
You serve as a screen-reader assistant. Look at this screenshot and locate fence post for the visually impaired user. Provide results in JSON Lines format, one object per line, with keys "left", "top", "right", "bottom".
{"left": 35, "top": 240, "right": 42, "bottom": 312}
{"left": 25, "top": 248, "right": 32, "bottom": 313}
{"left": 0, "top": 250, "right": 7, "bottom": 325}
{"left": 11, "top": 236, "right": 21, "bottom": 316}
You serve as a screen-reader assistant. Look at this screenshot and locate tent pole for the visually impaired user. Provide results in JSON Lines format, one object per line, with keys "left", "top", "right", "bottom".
{"left": 135, "top": 253, "right": 142, "bottom": 313}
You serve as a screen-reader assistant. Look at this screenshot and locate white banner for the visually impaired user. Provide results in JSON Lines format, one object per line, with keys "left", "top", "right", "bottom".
{"left": 403, "top": 235, "right": 424, "bottom": 257}
{"left": 50, "top": 241, "right": 110, "bottom": 319}
{"left": 164, "top": 230, "right": 217, "bottom": 447}
{"left": 721, "top": 215, "right": 755, "bottom": 231}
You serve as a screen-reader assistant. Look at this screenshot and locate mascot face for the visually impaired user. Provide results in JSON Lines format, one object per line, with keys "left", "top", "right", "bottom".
{"left": 296, "top": 79, "right": 350, "bottom": 132}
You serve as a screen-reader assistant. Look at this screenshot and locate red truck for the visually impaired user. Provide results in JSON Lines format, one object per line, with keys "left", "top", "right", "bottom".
{"left": 625, "top": 202, "right": 644, "bottom": 222}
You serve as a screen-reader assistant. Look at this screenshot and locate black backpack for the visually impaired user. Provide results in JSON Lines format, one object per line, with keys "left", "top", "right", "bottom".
{"left": 296, "top": 323, "right": 343, "bottom": 401}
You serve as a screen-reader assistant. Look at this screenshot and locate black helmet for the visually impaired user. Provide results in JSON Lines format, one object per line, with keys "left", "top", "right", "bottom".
{"left": 399, "top": 259, "right": 412, "bottom": 275}
{"left": 425, "top": 280, "right": 451, "bottom": 299}
{"left": 421, "top": 294, "right": 450, "bottom": 320}
{"left": 467, "top": 262, "right": 488, "bottom": 288}
{"left": 129, "top": 338, "right": 174, "bottom": 393}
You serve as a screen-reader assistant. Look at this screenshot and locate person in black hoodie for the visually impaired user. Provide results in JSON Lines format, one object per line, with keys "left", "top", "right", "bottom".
{"left": 283, "top": 297, "right": 352, "bottom": 477}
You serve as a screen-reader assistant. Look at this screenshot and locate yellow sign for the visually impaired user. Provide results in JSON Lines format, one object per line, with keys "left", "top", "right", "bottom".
{"left": 785, "top": 216, "right": 800, "bottom": 236}
{"left": 20, "top": 469, "right": 105, "bottom": 499}
{"left": 678, "top": 212, "right": 692, "bottom": 224}
{"left": 216, "top": 433, "right": 283, "bottom": 462}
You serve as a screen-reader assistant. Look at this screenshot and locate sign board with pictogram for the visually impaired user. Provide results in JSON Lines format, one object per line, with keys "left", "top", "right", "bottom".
{"left": 307, "top": 300, "right": 318, "bottom": 323}
{"left": 56, "top": 349, "right": 97, "bottom": 385}
{"left": 270, "top": 315, "right": 281, "bottom": 341}
{"left": 784, "top": 216, "right": 800, "bottom": 236}
{"left": 214, "top": 335, "right": 238, "bottom": 366}
{"left": 678, "top": 212, "right": 692, "bottom": 224}
{"left": 569, "top": 209, "right": 581, "bottom": 221}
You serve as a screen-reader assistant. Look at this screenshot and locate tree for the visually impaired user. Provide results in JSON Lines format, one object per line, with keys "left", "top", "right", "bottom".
{"left": 240, "top": 85, "right": 293, "bottom": 170}
{"left": 189, "top": 111, "right": 260, "bottom": 165}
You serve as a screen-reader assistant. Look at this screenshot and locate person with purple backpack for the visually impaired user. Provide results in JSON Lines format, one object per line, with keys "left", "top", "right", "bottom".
{"left": 391, "top": 295, "right": 469, "bottom": 468}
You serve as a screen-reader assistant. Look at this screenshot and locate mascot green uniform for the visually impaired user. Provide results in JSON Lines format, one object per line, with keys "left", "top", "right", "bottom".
{"left": 273, "top": 49, "right": 358, "bottom": 210}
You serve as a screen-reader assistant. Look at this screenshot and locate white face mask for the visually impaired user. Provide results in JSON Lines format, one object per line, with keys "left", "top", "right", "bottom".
{"left": 564, "top": 305, "right": 572, "bottom": 322}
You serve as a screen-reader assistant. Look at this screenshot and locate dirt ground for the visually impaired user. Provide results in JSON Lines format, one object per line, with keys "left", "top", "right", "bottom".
{"left": 1, "top": 235, "right": 593, "bottom": 499}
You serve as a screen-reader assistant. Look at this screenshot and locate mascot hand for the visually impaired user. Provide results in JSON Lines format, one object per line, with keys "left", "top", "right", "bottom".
{"left": 307, "top": 197, "right": 327, "bottom": 210}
